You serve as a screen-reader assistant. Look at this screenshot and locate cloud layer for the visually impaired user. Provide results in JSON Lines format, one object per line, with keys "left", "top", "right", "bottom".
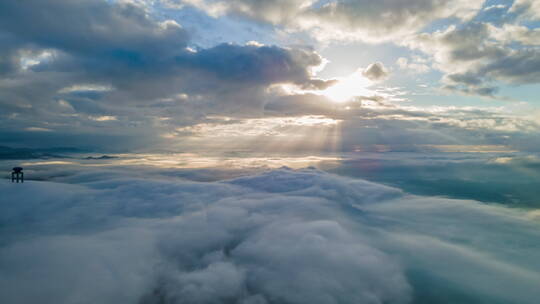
{"left": 1, "top": 166, "right": 539, "bottom": 303}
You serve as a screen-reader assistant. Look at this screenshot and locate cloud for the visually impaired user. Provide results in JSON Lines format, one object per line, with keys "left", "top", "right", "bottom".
{"left": 0, "top": 0, "right": 190, "bottom": 66}
{"left": 162, "top": 98, "right": 540, "bottom": 155}
{"left": 510, "top": 0, "right": 540, "bottom": 20}
{"left": 325, "top": 152, "right": 540, "bottom": 208}
{"left": 1, "top": 0, "right": 538, "bottom": 153}
{"left": 489, "top": 24, "right": 540, "bottom": 46}
{"left": 405, "top": 22, "right": 540, "bottom": 98}
{"left": 396, "top": 57, "right": 430, "bottom": 74}
{"left": 176, "top": 0, "right": 485, "bottom": 42}
{"left": 0, "top": 0, "right": 330, "bottom": 150}
{"left": 362, "top": 62, "right": 390, "bottom": 82}
{"left": 175, "top": 43, "right": 323, "bottom": 86}
{"left": 1, "top": 166, "right": 540, "bottom": 303}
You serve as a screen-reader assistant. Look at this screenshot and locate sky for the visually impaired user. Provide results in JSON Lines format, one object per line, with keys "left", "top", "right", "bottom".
{"left": 1, "top": 0, "right": 540, "bottom": 152}
{"left": 1, "top": 1, "right": 540, "bottom": 304}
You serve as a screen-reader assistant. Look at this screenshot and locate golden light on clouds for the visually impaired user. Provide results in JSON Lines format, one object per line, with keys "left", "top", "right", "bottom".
{"left": 163, "top": 115, "right": 343, "bottom": 154}
{"left": 320, "top": 72, "right": 374, "bottom": 103}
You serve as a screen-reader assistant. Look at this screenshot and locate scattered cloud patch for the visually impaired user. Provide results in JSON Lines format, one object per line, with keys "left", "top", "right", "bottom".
{"left": 362, "top": 62, "right": 390, "bottom": 82}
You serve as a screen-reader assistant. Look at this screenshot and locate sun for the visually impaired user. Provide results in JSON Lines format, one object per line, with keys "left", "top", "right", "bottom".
{"left": 320, "top": 72, "right": 373, "bottom": 103}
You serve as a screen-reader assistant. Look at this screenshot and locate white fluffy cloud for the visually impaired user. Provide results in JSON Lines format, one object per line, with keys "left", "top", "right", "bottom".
{"left": 405, "top": 21, "right": 540, "bottom": 97}
{"left": 511, "top": 0, "right": 540, "bottom": 20}
{"left": 174, "top": 0, "right": 485, "bottom": 42}
{"left": 1, "top": 165, "right": 540, "bottom": 303}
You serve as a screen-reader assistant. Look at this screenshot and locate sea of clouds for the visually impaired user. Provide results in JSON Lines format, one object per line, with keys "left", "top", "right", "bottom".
{"left": 1, "top": 161, "right": 539, "bottom": 304}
